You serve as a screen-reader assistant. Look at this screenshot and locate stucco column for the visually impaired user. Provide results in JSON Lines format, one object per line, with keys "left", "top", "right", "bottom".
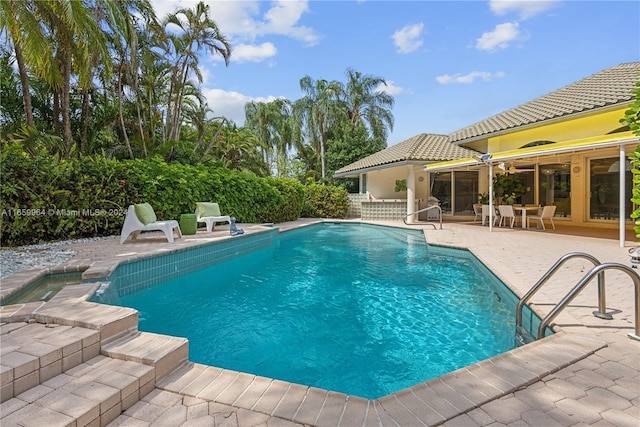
{"left": 619, "top": 146, "right": 626, "bottom": 247}
{"left": 407, "top": 166, "right": 416, "bottom": 223}
{"left": 488, "top": 163, "right": 494, "bottom": 232}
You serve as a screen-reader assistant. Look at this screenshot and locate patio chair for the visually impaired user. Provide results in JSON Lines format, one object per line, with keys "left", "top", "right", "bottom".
{"left": 629, "top": 247, "right": 640, "bottom": 268}
{"left": 498, "top": 205, "right": 520, "bottom": 228}
{"left": 120, "top": 203, "right": 182, "bottom": 244}
{"left": 482, "top": 204, "right": 500, "bottom": 226}
{"left": 527, "top": 205, "right": 556, "bottom": 230}
{"left": 473, "top": 204, "right": 482, "bottom": 223}
{"left": 195, "top": 202, "right": 231, "bottom": 232}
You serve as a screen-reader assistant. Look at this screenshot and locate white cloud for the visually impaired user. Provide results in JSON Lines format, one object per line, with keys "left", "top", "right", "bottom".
{"left": 489, "top": 0, "right": 560, "bottom": 20}
{"left": 230, "top": 43, "right": 278, "bottom": 63}
{"left": 148, "top": 0, "right": 193, "bottom": 21}
{"left": 201, "top": 88, "right": 280, "bottom": 126}
{"left": 435, "top": 71, "right": 506, "bottom": 84}
{"left": 149, "top": 0, "right": 319, "bottom": 64}
{"left": 376, "top": 80, "right": 404, "bottom": 96}
{"left": 257, "top": 0, "right": 318, "bottom": 46}
{"left": 200, "top": 67, "right": 212, "bottom": 85}
{"left": 198, "top": 0, "right": 318, "bottom": 46}
{"left": 391, "top": 23, "right": 424, "bottom": 54}
{"left": 475, "top": 22, "right": 521, "bottom": 51}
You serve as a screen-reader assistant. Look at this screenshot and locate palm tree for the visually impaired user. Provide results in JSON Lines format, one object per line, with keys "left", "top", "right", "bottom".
{"left": 245, "top": 99, "right": 299, "bottom": 176}
{"left": 0, "top": 0, "right": 55, "bottom": 128}
{"left": 294, "top": 76, "right": 344, "bottom": 179}
{"left": 274, "top": 108, "right": 303, "bottom": 178}
{"left": 245, "top": 100, "right": 276, "bottom": 166}
{"left": 100, "top": 0, "right": 158, "bottom": 158}
{"left": 200, "top": 116, "right": 231, "bottom": 162}
{"left": 136, "top": 29, "right": 171, "bottom": 155}
{"left": 343, "top": 68, "right": 394, "bottom": 141}
{"left": 41, "top": 1, "right": 114, "bottom": 156}
{"left": 163, "top": 1, "right": 231, "bottom": 143}
{"left": 205, "top": 122, "right": 268, "bottom": 175}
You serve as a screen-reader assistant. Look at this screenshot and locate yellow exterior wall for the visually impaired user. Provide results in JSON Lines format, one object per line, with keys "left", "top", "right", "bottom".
{"left": 486, "top": 106, "right": 629, "bottom": 153}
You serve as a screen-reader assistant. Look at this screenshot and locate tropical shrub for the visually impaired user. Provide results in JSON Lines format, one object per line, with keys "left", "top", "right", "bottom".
{"left": 628, "top": 146, "right": 640, "bottom": 238}
{"left": 492, "top": 173, "right": 527, "bottom": 202}
{"left": 301, "top": 184, "right": 349, "bottom": 218}
{"left": 620, "top": 78, "right": 640, "bottom": 237}
{"left": 263, "top": 178, "right": 305, "bottom": 222}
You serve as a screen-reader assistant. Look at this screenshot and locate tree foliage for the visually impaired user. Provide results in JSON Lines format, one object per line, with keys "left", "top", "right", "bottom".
{"left": 0, "top": 2, "right": 395, "bottom": 246}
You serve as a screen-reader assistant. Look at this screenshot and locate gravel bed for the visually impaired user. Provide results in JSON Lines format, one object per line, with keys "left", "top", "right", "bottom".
{"left": 0, "top": 236, "right": 118, "bottom": 279}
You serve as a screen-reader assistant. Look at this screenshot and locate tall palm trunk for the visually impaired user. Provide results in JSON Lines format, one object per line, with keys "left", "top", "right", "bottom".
{"left": 52, "top": 91, "right": 60, "bottom": 135}
{"left": 60, "top": 49, "right": 74, "bottom": 157}
{"left": 13, "top": 44, "right": 34, "bottom": 127}
{"left": 319, "top": 125, "right": 327, "bottom": 179}
{"left": 117, "top": 65, "right": 135, "bottom": 159}
{"left": 80, "top": 88, "right": 90, "bottom": 156}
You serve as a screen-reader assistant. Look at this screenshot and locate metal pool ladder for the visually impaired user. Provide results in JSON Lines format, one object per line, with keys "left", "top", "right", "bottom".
{"left": 515, "top": 252, "right": 640, "bottom": 342}
{"left": 402, "top": 205, "right": 442, "bottom": 230}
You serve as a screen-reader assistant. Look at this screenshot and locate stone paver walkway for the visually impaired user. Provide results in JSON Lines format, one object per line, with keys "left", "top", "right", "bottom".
{"left": 1, "top": 220, "right": 638, "bottom": 426}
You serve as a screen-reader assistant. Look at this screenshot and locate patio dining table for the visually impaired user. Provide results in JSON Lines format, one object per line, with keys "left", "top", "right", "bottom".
{"left": 514, "top": 205, "right": 541, "bottom": 229}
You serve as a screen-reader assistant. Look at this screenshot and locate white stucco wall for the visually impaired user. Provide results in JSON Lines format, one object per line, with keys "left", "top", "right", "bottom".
{"left": 365, "top": 166, "right": 428, "bottom": 201}
{"left": 366, "top": 168, "right": 404, "bottom": 199}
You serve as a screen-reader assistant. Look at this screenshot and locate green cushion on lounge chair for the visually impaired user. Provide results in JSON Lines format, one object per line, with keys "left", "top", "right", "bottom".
{"left": 134, "top": 203, "right": 157, "bottom": 225}
{"left": 196, "top": 202, "right": 221, "bottom": 217}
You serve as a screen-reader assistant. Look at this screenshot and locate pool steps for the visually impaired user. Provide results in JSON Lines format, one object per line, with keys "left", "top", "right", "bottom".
{"left": 1, "top": 291, "right": 189, "bottom": 426}
{"left": 101, "top": 331, "right": 189, "bottom": 381}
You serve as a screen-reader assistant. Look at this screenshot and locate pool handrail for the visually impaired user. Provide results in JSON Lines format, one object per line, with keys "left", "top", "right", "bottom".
{"left": 536, "top": 262, "right": 640, "bottom": 341}
{"left": 403, "top": 205, "right": 442, "bottom": 229}
{"left": 515, "top": 252, "right": 605, "bottom": 334}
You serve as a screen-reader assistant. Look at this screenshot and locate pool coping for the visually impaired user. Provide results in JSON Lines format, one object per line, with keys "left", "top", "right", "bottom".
{"left": 0, "top": 221, "right": 621, "bottom": 425}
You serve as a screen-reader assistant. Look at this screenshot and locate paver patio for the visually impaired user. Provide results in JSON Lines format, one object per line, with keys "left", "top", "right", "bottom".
{"left": 1, "top": 219, "right": 638, "bottom": 426}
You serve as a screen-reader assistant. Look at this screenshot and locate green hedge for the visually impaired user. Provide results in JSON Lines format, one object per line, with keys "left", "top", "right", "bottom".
{"left": 1, "top": 148, "right": 347, "bottom": 246}
{"left": 301, "top": 184, "right": 349, "bottom": 218}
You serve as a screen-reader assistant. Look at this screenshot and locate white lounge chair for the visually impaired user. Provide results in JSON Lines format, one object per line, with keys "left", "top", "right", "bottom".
{"left": 527, "top": 205, "right": 556, "bottom": 230}
{"left": 195, "top": 202, "right": 231, "bottom": 232}
{"left": 119, "top": 203, "right": 182, "bottom": 244}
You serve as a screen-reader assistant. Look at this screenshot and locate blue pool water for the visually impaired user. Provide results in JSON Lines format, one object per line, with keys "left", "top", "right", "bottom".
{"left": 115, "top": 224, "right": 516, "bottom": 399}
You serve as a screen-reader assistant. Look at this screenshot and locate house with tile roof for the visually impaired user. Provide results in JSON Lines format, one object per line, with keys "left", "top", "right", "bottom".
{"left": 334, "top": 62, "right": 640, "bottom": 244}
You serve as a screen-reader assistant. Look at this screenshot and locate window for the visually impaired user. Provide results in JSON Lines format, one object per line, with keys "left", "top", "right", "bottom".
{"left": 430, "top": 172, "right": 451, "bottom": 215}
{"left": 454, "top": 171, "right": 478, "bottom": 215}
{"left": 520, "top": 140, "right": 556, "bottom": 149}
{"left": 539, "top": 164, "right": 571, "bottom": 218}
{"left": 516, "top": 168, "right": 535, "bottom": 205}
{"left": 589, "top": 158, "right": 633, "bottom": 220}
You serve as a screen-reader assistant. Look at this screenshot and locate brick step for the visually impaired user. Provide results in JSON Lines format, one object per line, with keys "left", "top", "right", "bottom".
{"left": 34, "top": 301, "right": 139, "bottom": 344}
{"left": 101, "top": 331, "right": 189, "bottom": 380}
{"left": 1, "top": 355, "right": 155, "bottom": 427}
{"left": 1, "top": 322, "right": 100, "bottom": 402}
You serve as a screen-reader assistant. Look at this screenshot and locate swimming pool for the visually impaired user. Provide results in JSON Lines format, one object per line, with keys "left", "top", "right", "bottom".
{"left": 102, "top": 223, "right": 536, "bottom": 399}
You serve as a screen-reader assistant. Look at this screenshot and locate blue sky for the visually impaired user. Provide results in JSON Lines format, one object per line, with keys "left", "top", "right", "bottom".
{"left": 151, "top": 0, "right": 640, "bottom": 146}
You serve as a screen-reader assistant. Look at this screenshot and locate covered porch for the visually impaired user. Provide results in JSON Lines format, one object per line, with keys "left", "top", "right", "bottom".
{"left": 421, "top": 134, "right": 639, "bottom": 247}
